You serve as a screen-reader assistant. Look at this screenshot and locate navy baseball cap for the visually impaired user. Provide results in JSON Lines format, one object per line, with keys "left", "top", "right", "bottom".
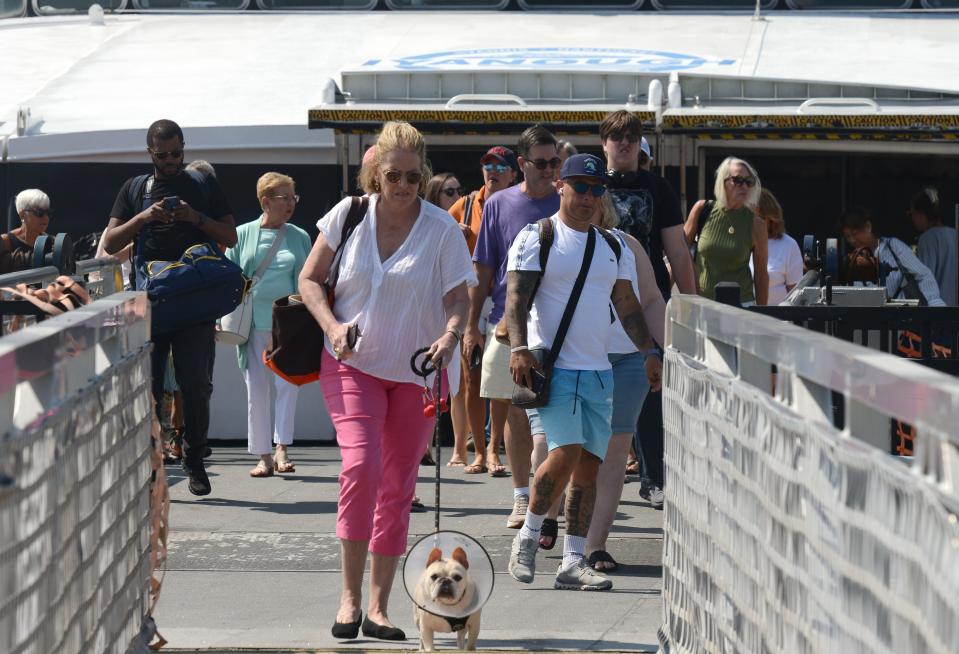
{"left": 480, "top": 146, "right": 518, "bottom": 171}
{"left": 560, "top": 153, "right": 607, "bottom": 182}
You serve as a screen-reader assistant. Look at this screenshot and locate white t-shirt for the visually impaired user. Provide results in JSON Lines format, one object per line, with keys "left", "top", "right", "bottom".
{"left": 318, "top": 195, "right": 477, "bottom": 393}
{"left": 751, "top": 234, "right": 803, "bottom": 305}
{"left": 507, "top": 215, "right": 634, "bottom": 371}
{"left": 606, "top": 230, "right": 644, "bottom": 355}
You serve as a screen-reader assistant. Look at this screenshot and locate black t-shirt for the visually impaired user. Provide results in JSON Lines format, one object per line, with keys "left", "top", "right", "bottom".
{"left": 606, "top": 169, "right": 683, "bottom": 298}
{"left": 110, "top": 171, "right": 233, "bottom": 261}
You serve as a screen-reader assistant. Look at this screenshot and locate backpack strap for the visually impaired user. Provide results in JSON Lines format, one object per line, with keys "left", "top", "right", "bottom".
{"left": 184, "top": 169, "right": 211, "bottom": 207}
{"left": 596, "top": 227, "right": 622, "bottom": 261}
{"left": 461, "top": 191, "right": 477, "bottom": 225}
{"left": 525, "top": 217, "right": 555, "bottom": 310}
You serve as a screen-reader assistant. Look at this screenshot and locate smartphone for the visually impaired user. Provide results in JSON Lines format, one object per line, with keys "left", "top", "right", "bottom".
{"left": 162, "top": 196, "right": 180, "bottom": 212}
{"left": 469, "top": 344, "right": 483, "bottom": 370}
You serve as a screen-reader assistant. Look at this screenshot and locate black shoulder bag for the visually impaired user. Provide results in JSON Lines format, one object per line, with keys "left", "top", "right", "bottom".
{"left": 691, "top": 199, "right": 714, "bottom": 265}
{"left": 512, "top": 226, "right": 597, "bottom": 409}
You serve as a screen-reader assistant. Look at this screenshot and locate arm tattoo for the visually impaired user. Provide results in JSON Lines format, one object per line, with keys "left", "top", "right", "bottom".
{"left": 506, "top": 270, "right": 539, "bottom": 348}
{"left": 564, "top": 484, "right": 596, "bottom": 538}
{"left": 531, "top": 473, "right": 558, "bottom": 515}
{"left": 611, "top": 280, "right": 655, "bottom": 352}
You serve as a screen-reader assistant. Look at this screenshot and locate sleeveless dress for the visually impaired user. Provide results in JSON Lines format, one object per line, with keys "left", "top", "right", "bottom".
{"left": 695, "top": 204, "right": 756, "bottom": 303}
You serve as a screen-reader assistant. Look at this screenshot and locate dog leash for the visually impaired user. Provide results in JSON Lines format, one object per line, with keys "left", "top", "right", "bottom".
{"left": 411, "top": 347, "right": 444, "bottom": 533}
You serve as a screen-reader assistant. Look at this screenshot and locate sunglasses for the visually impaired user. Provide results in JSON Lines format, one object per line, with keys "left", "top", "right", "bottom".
{"left": 483, "top": 163, "right": 511, "bottom": 174}
{"left": 384, "top": 170, "right": 423, "bottom": 185}
{"left": 268, "top": 194, "right": 300, "bottom": 204}
{"left": 608, "top": 133, "right": 640, "bottom": 144}
{"left": 25, "top": 208, "right": 52, "bottom": 218}
{"left": 527, "top": 157, "right": 562, "bottom": 170}
{"left": 568, "top": 181, "right": 606, "bottom": 198}
{"left": 442, "top": 187, "right": 466, "bottom": 197}
{"left": 726, "top": 175, "right": 756, "bottom": 188}
{"left": 150, "top": 149, "right": 184, "bottom": 160}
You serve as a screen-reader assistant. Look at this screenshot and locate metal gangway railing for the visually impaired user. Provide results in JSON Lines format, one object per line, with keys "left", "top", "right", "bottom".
{"left": 660, "top": 295, "right": 959, "bottom": 654}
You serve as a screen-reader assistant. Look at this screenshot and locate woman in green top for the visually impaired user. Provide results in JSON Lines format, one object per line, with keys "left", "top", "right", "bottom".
{"left": 684, "top": 157, "right": 769, "bottom": 305}
{"left": 225, "top": 172, "right": 312, "bottom": 478}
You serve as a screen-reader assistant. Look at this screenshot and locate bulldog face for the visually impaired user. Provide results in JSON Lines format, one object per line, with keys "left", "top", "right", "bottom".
{"left": 423, "top": 547, "right": 471, "bottom": 606}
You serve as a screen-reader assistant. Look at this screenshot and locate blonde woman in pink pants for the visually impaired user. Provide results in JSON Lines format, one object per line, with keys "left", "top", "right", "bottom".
{"left": 299, "top": 121, "right": 475, "bottom": 642}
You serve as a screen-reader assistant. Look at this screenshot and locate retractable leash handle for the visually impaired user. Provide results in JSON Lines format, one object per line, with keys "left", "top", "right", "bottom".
{"left": 410, "top": 346, "right": 443, "bottom": 532}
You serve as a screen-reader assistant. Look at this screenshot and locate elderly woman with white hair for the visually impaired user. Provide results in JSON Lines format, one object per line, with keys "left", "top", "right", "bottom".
{"left": 5, "top": 189, "right": 52, "bottom": 256}
{"left": 684, "top": 156, "right": 769, "bottom": 306}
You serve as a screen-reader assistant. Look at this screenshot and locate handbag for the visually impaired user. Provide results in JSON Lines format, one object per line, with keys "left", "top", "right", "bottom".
{"left": 263, "top": 196, "right": 369, "bottom": 385}
{"left": 512, "top": 226, "right": 597, "bottom": 409}
{"left": 216, "top": 224, "right": 287, "bottom": 345}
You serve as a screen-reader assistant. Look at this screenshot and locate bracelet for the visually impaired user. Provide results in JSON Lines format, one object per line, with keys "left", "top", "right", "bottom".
{"left": 445, "top": 328, "right": 462, "bottom": 343}
{"left": 510, "top": 346, "right": 529, "bottom": 353}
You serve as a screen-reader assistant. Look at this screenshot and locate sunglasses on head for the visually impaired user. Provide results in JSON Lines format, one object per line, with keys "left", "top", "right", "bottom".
{"left": 726, "top": 175, "right": 756, "bottom": 188}
{"left": 527, "top": 157, "right": 562, "bottom": 170}
{"left": 568, "top": 181, "right": 606, "bottom": 198}
{"left": 608, "top": 133, "right": 640, "bottom": 144}
{"left": 25, "top": 207, "right": 51, "bottom": 218}
{"left": 442, "top": 187, "right": 466, "bottom": 197}
{"left": 150, "top": 149, "right": 184, "bottom": 160}
{"left": 483, "top": 162, "right": 511, "bottom": 174}
{"left": 384, "top": 170, "right": 423, "bottom": 185}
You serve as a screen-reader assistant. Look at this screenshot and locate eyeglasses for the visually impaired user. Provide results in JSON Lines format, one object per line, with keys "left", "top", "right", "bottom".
{"left": 726, "top": 175, "right": 756, "bottom": 188}
{"left": 608, "top": 133, "right": 640, "bottom": 144}
{"left": 568, "top": 181, "right": 606, "bottom": 198}
{"left": 441, "top": 187, "right": 466, "bottom": 198}
{"left": 483, "top": 163, "right": 511, "bottom": 174}
{"left": 268, "top": 194, "right": 300, "bottom": 204}
{"left": 25, "top": 208, "right": 52, "bottom": 218}
{"left": 150, "top": 149, "right": 184, "bottom": 160}
{"left": 384, "top": 170, "right": 423, "bottom": 185}
{"left": 527, "top": 157, "right": 562, "bottom": 170}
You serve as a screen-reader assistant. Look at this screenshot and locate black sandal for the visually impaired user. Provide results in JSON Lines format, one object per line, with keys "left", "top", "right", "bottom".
{"left": 539, "top": 518, "right": 559, "bottom": 550}
{"left": 587, "top": 550, "right": 618, "bottom": 572}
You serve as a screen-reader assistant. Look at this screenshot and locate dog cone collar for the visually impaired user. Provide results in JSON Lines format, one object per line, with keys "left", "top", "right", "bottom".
{"left": 403, "top": 530, "right": 495, "bottom": 620}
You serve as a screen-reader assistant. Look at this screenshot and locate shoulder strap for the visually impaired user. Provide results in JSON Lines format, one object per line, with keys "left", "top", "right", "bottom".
{"left": 251, "top": 224, "right": 287, "bottom": 283}
{"left": 545, "top": 227, "right": 597, "bottom": 368}
{"left": 691, "top": 199, "right": 714, "bottom": 263}
{"left": 526, "top": 217, "right": 554, "bottom": 310}
{"left": 461, "top": 192, "right": 477, "bottom": 225}
{"left": 128, "top": 174, "right": 152, "bottom": 210}
{"left": 327, "top": 195, "right": 370, "bottom": 289}
{"left": 884, "top": 238, "right": 928, "bottom": 305}
{"left": 185, "top": 169, "right": 211, "bottom": 207}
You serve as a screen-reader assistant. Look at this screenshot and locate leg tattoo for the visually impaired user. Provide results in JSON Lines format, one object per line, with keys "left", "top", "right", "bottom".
{"left": 564, "top": 485, "right": 596, "bottom": 537}
{"left": 531, "top": 474, "right": 557, "bottom": 515}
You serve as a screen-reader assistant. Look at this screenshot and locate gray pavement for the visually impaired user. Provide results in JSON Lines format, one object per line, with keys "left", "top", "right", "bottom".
{"left": 155, "top": 446, "right": 664, "bottom": 653}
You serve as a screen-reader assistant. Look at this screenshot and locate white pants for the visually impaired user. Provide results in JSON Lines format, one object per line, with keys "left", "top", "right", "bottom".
{"left": 244, "top": 330, "right": 298, "bottom": 455}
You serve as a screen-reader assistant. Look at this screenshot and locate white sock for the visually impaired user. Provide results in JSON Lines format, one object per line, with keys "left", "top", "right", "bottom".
{"left": 562, "top": 535, "right": 586, "bottom": 569}
{"left": 520, "top": 510, "right": 546, "bottom": 540}
{"left": 514, "top": 486, "right": 529, "bottom": 499}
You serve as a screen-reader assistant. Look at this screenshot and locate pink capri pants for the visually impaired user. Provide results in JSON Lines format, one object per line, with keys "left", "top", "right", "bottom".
{"left": 320, "top": 349, "right": 438, "bottom": 556}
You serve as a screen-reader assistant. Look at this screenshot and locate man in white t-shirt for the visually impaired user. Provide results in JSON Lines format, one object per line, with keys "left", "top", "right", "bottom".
{"left": 504, "top": 154, "right": 662, "bottom": 591}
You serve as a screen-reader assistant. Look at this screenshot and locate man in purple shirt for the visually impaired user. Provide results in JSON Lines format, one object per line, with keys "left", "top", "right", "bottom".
{"left": 464, "top": 125, "right": 561, "bottom": 529}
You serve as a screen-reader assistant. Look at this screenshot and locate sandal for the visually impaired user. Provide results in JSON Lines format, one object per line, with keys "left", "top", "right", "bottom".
{"left": 274, "top": 453, "right": 296, "bottom": 474}
{"left": 539, "top": 518, "right": 559, "bottom": 550}
{"left": 411, "top": 496, "right": 426, "bottom": 513}
{"left": 463, "top": 463, "right": 488, "bottom": 474}
{"left": 488, "top": 463, "right": 508, "bottom": 478}
{"left": 587, "top": 550, "right": 618, "bottom": 572}
{"left": 625, "top": 459, "right": 641, "bottom": 476}
{"left": 250, "top": 460, "right": 274, "bottom": 478}
{"left": 421, "top": 452, "right": 436, "bottom": 467}
{"left": 446, "top": 459, "right": 466, "bottom": 467}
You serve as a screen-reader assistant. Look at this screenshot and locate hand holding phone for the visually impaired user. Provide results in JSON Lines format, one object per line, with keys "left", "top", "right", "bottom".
{"left": 162, "top": 196, "right": 181, "bottom": 212}
{"left": 469, "top": 344, "right": 483, "bottom": 370}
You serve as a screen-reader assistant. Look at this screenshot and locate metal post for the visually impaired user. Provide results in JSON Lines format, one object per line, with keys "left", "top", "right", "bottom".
{"left": 679, "top": 135, "right": 688, "bottom": 216}
{"left": 339, "top": 133, "right": 349, "bottom": 198}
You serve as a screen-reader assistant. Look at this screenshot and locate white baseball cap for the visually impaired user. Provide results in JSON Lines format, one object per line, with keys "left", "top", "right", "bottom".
{"left": 640, "top": 136, "right": 653, "bottom": 160}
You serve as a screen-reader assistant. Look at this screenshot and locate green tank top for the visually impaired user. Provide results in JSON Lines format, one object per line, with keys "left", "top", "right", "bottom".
{"left": 695, "top": 204, "right": 756, "bottom": 302}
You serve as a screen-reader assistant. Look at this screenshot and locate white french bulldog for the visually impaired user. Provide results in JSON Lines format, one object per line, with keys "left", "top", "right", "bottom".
{"left": 413, "top": 546, "right": 481, "bottom": 651}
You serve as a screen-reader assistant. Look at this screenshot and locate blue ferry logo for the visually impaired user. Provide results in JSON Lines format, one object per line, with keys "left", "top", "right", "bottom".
{"left": 362, "top": 47, "right": 736, "bottom": 73}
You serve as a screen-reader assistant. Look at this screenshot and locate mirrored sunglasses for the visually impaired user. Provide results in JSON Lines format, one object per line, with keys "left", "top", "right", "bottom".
{"left": 483, "top": 163, "right": 511, "bottom": 174}
{"left": 609, "top": 133, "right": 640, "bottom": 144}
{"left": 150, "top": 149, "right": 184, "bottom": 160}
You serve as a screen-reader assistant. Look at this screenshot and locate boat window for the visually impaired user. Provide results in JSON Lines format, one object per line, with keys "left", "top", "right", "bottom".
{"left": 130, "top": 0, "right": 247, "bottom": 8}
{"left": 257, "top": 0, "right": 374, "bottom": 7}
{"left": 386, "top": 0, "right": 506, "bottom": 7}
{"left": 32, "top": 0, "right": 125, "bottom": 13}
{"left": 650, "top": 0, "right": 775, "bottom": 8}
{"left": 920, "top": 0, "right": 959, "bottom": 5}
{"left": 785, "top": 0, "right": 911, "bottom": 7}
{"left": 517, "top": 0, "right": 642, "bottom": 7}
{"left": 1, "top": 0, "right": 25, "bottom": 16}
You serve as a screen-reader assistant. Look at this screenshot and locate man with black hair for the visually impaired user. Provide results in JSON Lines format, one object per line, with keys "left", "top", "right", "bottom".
{"left": 103, "top": 119, "right": 237, "bottom": 496}
{"left": 466, "top": 124, "right": 560, "bottom": 528}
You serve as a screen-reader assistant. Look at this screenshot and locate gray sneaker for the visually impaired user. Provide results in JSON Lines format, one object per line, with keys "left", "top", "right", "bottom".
{"left": 649, "top": 486, "right": 665, "bottom": 510}
{"left": 506, "top": 494, "right": 529, "bottom": 529}
{"left": 508, "top": 533, "right": 538, "bottom": 583}
{"left": 554, "top": 559, "right": 613, "bottom": 591}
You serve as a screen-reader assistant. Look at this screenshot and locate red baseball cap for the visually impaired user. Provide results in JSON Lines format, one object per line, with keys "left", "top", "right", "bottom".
{"left": 480, "top": 146, "right": 518, "bottom": 171}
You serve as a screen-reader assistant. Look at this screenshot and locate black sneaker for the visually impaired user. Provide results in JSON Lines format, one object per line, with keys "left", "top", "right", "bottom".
{"left": 203, "top": 446, "right": 213, "bottom": 459}
{"left": 184, "top": 465, "right": 211, "bottom": 496}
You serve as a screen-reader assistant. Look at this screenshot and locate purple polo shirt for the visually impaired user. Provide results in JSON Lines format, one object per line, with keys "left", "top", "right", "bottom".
{"left": 472, "top": 184, "right": 560, "bottom": 325}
